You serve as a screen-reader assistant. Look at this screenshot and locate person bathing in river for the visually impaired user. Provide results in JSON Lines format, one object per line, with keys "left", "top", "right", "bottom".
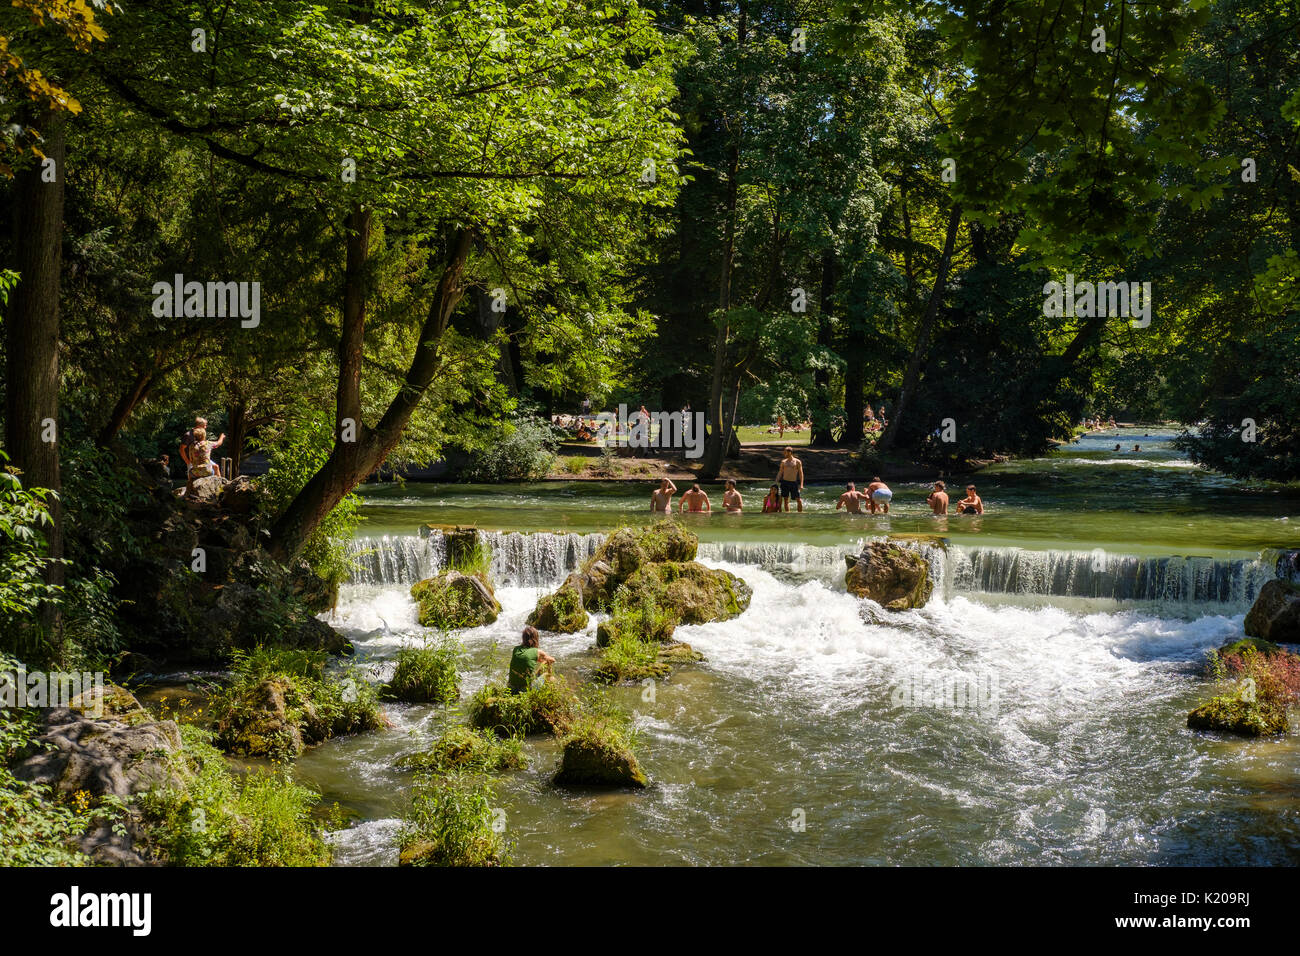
{"left": 776, "top": 446, "right": 804, "bottom": 512}
{"left": 836, "top": 482, "right": 868, "bottom": 514}
{"left": 722, "top": 479, "right": 743, "bottom": 513}
{"left": 865, "top": 476, "right": 892, "bottom": 514}
{"left": 508, "top": 625, "right": 555, "bottom": 694}
{"left": 927, "top": 480, "right": 949, "bottom": 515}
{"left": 679, "top": 482, "right": 711, "bottom": 513}
{"left": 762, "top": 484, "right": 781, "bottom": 513}
{"left": 651, "top": 477, "right": 677, "bottom": 513}
{"left": 955, "top": 484, "right": 984, "bottom": 515}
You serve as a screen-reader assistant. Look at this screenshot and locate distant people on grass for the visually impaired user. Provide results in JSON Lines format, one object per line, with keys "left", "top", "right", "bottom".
{"left": 836, "top": 482, "right": 868, "bottom": 514}
{"left": 927, "top": 480, "right": 949, "bottom": 515}
{"left": 955, "top": 484, "right": 984, "bottom": 515}
{"left": 508, "top": 625, "right": 555, "bottom": 694}
{"left": 723, "top": 479, "right": 743, "bottom": 513}
{"left": 776, "top": 446, "right": 804, "bottom": 512}
{"left": 680, "top": 483, "right": 711, "bottom": 513}
{"left": 865, "top": 476, "right": 892, "bottom": 514}
{"left": 651, "top": 478, "right": 677, "bottom": 513}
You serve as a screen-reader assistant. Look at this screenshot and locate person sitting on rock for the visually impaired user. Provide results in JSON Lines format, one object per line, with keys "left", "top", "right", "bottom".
{"left": 186, "top": 426, "right": 226, "bottom": 492}
{"left": 508, "top": 625, "right": 555, "bottom": 694}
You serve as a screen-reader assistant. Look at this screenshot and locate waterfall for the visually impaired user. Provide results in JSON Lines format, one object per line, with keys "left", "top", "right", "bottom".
{"left": 345, "top": 534, "right": 444, "bottom": 586}
{"left": 937, "top": 546, "right": 1272, "bottom": 608}
{"left": 478, "top": 530, "right": 605, "bottom": 587}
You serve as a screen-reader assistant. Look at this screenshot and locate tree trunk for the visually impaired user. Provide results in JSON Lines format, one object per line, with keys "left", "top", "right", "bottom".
{"left": 226, "top": 399, "right": 249, "bottom": 472}
{"left": 809, "top": 250, "right": 837, "bottom": 447}
{"left": 96, "top": 365, "right": 156, "bottom": 446}
{"left": 699, "top": 3, "right": 746, "bottom": 480}
{"left": 268, "top": 227, "right": 473, "bottom": 561}
{"left": 878, "top": 206, "right": 961, "bottom": 453}
{"left": 5, "top": 111, "right": 67, "bottom": 649}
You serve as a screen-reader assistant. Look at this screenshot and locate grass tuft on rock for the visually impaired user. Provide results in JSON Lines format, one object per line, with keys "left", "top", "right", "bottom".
{"left": 1187, "top": 644, "right": 1300, "bottom": 737}
{"left": 468, "top": 672, "right": 581, "bottom": 738}
{"left": 386, "top": 634, "right": 463, "bottom": 703}
{"left": 398, "top": 772, "right": 509, "bottom": 867}
{"left": 396, "top": 725, "right": 526, "bottom": 775}
{"left": 553, "top": 694, "right": 648, "bottom": 789}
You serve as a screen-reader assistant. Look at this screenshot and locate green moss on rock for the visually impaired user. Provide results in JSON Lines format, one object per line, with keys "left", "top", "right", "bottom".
{"left": 526, "top": 578, "right": 589, "bottom": 633}
{"left": 1187, "top": 695, "right": 1289, "bottom": 737}
{"left": 410, "top": 570, "right": 501, "bottom": 629}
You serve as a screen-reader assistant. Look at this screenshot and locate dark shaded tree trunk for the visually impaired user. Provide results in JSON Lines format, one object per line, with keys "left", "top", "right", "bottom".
{"left": 810, "top": 251, "right": 838, "bottom": 447}
{"left": 97, "top": 365, "right": 156, "bottom": 446}
{"left": 268, "top": 225, "right": 473, "bottom": 561}
{"left": 879, "top": 206, "right": 962, "bottom": 453}
{"left": 6, "top": 111, "right": 67, "bottom": 648}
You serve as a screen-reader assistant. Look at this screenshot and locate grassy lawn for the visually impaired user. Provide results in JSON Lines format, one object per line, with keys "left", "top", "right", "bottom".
{"left": 734, "top": 425, "right": 811, "bottom": 445}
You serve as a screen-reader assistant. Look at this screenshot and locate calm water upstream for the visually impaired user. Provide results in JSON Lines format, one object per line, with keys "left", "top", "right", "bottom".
{"left": 299, "top": 428, "right": 1300, "bottom": 865}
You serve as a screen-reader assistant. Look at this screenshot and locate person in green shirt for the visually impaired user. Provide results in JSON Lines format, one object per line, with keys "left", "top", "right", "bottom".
{"left": 508, "top": 625, "right": 555, "bottom": 694}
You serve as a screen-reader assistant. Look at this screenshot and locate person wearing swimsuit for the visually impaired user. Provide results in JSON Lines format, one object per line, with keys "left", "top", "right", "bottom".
{"left": 776, "top": 447, "right": 804, "bottom": 512}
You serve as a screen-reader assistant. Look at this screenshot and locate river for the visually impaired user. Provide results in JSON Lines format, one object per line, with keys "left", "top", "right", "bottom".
{"left": 299, "top": 427, "right": 1300, "bottom": 865}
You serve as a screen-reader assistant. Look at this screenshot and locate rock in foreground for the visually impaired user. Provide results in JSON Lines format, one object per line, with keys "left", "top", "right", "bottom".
{"left": 845, "top": 541, "right": 933, "bottom": 610}
{"left": 1244, "top": 579, "right": 1300, "bottom": 645}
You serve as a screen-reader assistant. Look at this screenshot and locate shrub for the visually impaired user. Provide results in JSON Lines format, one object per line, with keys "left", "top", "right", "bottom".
{"left": 1188, "top": 645, "right": 1300, "bottom": 737}
{"left": 564, "top": 455, "right": 587, "bottom": 475}
{"left": 136, "top": 725, "right": 333, "bottom": 866}
{"left": 0, "top": 457, "right": 62, "bottom": 665}
{"left": 207, "top": 646, "right": 384, "bottom": 760}
{"left": 468, "top": 674, "right": 581, "bottom": 737}
{"left": 386, "top": 635, "right": 463, "bottom": 703}
{"left": 462, "top": 416, "right": 559, "bottom": 482}
{"left": 0, "top": 666, "right": 88, "bottom": 865}
{"left": 396, "top": 725, "right": 526, "bottom": 774}
{"left": 398, "top": 772, "right": 510, "bottom": 867}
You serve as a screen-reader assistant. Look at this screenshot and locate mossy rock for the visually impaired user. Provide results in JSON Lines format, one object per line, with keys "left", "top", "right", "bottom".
{"left": 553, "top": 729, "right": 649, "bottom": 789}
{"left": 588, "top": 522, "right": 698, "bottom": 582}
{"left": 410, "top": 570, "right": 501, "bottom": 629}
{"left": 468, "top": 678, "right": 580, "bottom": 738}
{"left": 69, "top": 684, "right": 152, "bottom": 726}
{"left": 396, "top": 725, "right": 526, "bottom": 774}
{"left": 595, "top": 612, "right": 678, "bottom": 647}
{"left": 592, "top": 640, "right": 702, "bottom": 684}
{"left": 213, "top": 677, "right": 305, "bottom": 760}
{"left": 619, "top": 561, "right": 751, "bottom": 625}
{"left": 526, "top": 578, "right": 589, "bottom": 633}
{"left": 1219, "top": 637, "right": 1284, "bottom": 657}
{"left": 1187, "top": 694, "right": 1289, "bottom": 737}
{"left": 845, "top": 541, "right": 933, "bottom": 610}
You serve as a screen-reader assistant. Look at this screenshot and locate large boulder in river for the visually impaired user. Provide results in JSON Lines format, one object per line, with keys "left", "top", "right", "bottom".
{"left": 845, "top": 541, "right": 933, "bottom": 610}
{"left": 1244, "top": 579, "right": 1300, "bottom": 644}
{"left": 619, "top": 561, "right": 751, "bottom": 625}
{"left": 553, "top": 724, "right": 649, "bottom": 789}
{"left": 527, "top": 577, "right": 589, "bottom": 633}
{"left": 598, "top": 523, "right": 698, "bottom": 577}
{"left": 411, "top": 570, "right": 501, "bottom": 629}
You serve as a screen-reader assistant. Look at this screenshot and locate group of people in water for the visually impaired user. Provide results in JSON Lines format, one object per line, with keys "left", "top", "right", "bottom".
{"left": 648, "top": 446, "right": 987, "bottom": 516}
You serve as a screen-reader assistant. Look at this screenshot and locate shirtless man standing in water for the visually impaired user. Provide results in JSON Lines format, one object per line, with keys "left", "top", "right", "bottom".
{"left": 650, "top": 478, "right": 677, "bottom": 513}
{"left": 776, "top": 446, "right": 804, "bottom": 512}
{"left": 836, "top": 482, "right": 868, "bottom": 514}
{"left": 927, "top": 480, "right": 949, "bottom": 515}
{"left": 679, "top": 483, "right": 711, "bottom": 513}
{"left": 722, "top": 479, "right": 743, "bottom": 513}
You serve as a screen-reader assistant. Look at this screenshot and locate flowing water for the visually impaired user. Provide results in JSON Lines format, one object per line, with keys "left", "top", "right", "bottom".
{"left": 297, "top": 428, "right": 1300, "bottom": 865}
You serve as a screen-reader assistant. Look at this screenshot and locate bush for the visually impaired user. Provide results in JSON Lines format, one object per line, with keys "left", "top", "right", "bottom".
{"left": 0, "top": 456, "right": 62, "bottom": 664}
{"left": 564, "top": 455, "right": 587, "bottom": 475}
{"left": 398, "top": 772, "right": 510, "bottom": 866}
{"left": 0, "top": 663, "right": 88, "bottom": 865}
{"left": 207, "top": 646, "right": 384, "bottom": 760}
{"left": 1188, "top": 644, "right": 1300, "bottom": 737}
{"left": 386, "top": 635, "right": 463, "bottom": 703}
{"left": 396, "top": 725, "right": 526, "bottom": 774}
{"left": 468, "top": 673, "right": 581, "bottom": 738}
{"left": 136, "top": 724, "right": 333, "bottom": 866}
{"left": 462, "top": 416, "right": 559, "bottom": 482}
